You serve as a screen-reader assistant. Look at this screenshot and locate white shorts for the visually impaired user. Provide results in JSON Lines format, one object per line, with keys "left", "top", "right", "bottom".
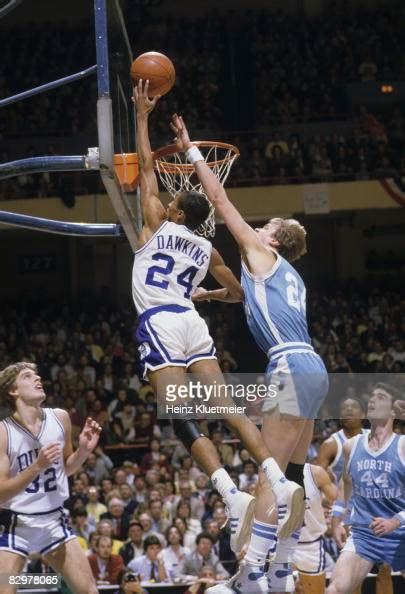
{"left": 293, "top": 538, "right": 326, "bottom": 575}
{"left": 0, "top": 507, "right": 75, "bottom": 558}
{"left": 136, "top": 305, "right": 216, "bottom": 378}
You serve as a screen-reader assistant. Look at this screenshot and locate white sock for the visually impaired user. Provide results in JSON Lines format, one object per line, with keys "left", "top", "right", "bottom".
{"left": 211, "top": 468, "right": 238, "bottom": 504}
{"left": 245, "top": 520, "right": 277, "bottom": 566}
{"left": 261, "top": 457, "right": 284, "bottom": 488}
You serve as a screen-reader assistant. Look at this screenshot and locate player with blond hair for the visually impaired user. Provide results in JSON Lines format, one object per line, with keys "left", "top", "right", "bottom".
{"left": 0, "top": 361, "right": 101, "bottom": 594}
{"left": 170, "top": 114, "right": 329, "bottom": 592}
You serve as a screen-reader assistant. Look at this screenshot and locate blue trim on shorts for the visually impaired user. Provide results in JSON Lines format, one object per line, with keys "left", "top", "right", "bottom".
{"left": 145, "top": 319, "right": 186, "bottom": 365}
{"left": 186, "top": 343, "right": 216, "bottom": 364}
{"left": 10, "top": 512, "right": 29, "bottom": 556}
{"left": 138, "top": 304, "right": 191, "bottom": 324}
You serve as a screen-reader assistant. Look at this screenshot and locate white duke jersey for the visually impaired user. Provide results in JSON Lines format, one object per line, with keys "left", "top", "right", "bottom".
{"left": 1, "top": 408, "right": 69, "bottom": 513}
{"left": 348, "top": 433, "right": 405, "bottom": 527}
{"left": 132, "top": 221, "right": 212, "bottom": 314}
{"left": 299, "top": 464, "right": 327, "bottom": 543}
{"left": 241, "top": 250, "right": 310, "bottom": 354}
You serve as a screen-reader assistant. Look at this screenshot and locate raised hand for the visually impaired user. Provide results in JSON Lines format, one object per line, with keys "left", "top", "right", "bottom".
{"left": 132, "top": 79, "right": 160, "bottom": 116}
{"left": 78, "top": 417, "right": 102, "bottom": 452}
{"left": 170, "top": 113, "right": 193, "bottom": 152}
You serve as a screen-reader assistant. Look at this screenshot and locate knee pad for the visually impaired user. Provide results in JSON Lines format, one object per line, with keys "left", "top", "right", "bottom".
{"left": 172, "top": 419, "right": 206, "bottom": 451}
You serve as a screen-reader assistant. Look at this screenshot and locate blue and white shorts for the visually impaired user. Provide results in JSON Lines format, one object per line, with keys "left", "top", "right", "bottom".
{"left": 136, "top": 305, "right": 216, "bottom": 378}
{"left": 263, "top": 344, "right": 329, "bottom": 419}
{"left": 293, "top": 537, "right": 326, "bottom": 575}
{"left": 343, "top": 526, "right": 405, "bottom": 572}
{"left": 0, "top": 506, "right": 75, "bottom": 558}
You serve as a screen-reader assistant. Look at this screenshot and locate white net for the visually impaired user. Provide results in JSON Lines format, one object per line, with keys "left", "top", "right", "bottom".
{"left": 153, "top": 141, "right": 239, "bottom": 238}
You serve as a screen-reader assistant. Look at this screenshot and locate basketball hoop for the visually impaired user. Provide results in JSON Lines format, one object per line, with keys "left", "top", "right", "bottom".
{"left": 153, "top": 141, "right": 239, "bottom": 238}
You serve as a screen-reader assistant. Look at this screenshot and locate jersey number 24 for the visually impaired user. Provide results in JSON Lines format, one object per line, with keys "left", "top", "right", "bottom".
{"left": 145, "top": 253, "right": 198, "bottom": 299}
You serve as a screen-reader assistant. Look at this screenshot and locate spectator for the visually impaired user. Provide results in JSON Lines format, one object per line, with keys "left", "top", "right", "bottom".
{"left": 119, "top": 483, "right": 138, "bottom": 516}
{"left": 88, "top": 535, "right": 125, "bottom": 585}
{"left": 160, "top": 525, "right": 191, "bottom": 581}
{"left": 182, "top": 532, "right": 229, "bottom": 579}
{"left": 84, "top": 448, "right": 114, "bottom": 485}
{"left": 119, "top": 521, "right": 145, "bottom": 565}
{"left": 100, "top": 497, "right": 132, "bottom": 541}
{"left": 71, "top": 507, "right": 96, "bottom": 541}
{"left": 149, "top": 499, "right": 171, "bottom": 534}
{"left": 128, "top": 535, "right": 167, "bottom": 583}
{"left": 175, "top": 500, "right": 202, "bottom": 550}
{"left": 238, "top": 460, "right": 259, "bottom": 492}
{"left": 183, "top": 566, "right": 219, "bottom": 594}
{"left": 96, "top": 520, "right": 124, "bottom": 555}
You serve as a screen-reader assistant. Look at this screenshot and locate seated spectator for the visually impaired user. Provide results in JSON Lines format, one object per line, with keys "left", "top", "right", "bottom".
{"left": 150, "top": 499, "right": 171, "bottom": 534}
{"left": 184, "top": 566, "right": 219, "bottom": 594}
{"left": 133, "top": 476, "right": 147, "bottom": 503}
{"left": 115, "top": 403, "right": 137, "bottom": 442}
{"left": 119, "top": 521, "right": 145, "bottom": 565}
{"left": 137, "top": 511, "right": 166, "bottom": 547}
{"left": 128, "top": 535, "right": 168, "bottom": 583}
{"left": 175, "top": 500, "right": 202, "bottom": 550}
{"left": 210, "top": 430, "right": 234, "bottom": 467}
{"left": 88, "top": 535, "right": 125, "bottom": 585}
{"left": 84, "top": 448, "right": 114, "bottom": 485}
{"left": 205, "top": 516, "right": 236, "bottom": 575}
{"left": 71, "top": 507, "right": 96, "bottom": 541}
{"left": 100, "top": 477, "right": 114, "bottom": 503}
{"left": 140, "top": 439, "right": 165, "bottom": 473}
{"left": 160, "top": 525, "right": 191, "bottom": 581}
{"left": 100, "top": 497, "right": 132, "bottom": 541}
{"left": 182, "top": 532, "right": 229, "bottom": 580}
{"left": 96, "top": 519, "right": 124, "bottom": 555}
{"left": 119, "top": 483, "right": 138, "bottom": 516}
{"left": 176, "top": 482, "right": 205, "bottom": 520}
{"left": 86, "top": 485, "right": 108, "bottom": 523}
{"left": 238, "top": 460, "right": 259, "bottom": 492}
{"left": 112, "top": 569, "right": 148, "bottom": 594}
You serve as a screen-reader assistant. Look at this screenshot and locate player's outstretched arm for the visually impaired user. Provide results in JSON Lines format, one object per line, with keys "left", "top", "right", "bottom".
{"left": 0, "top": 423, "right": 61, "bottom": 504}
{"left": 317, "top": 436, "right": 338, "bottom": 475}
{"left": 133, "top": 80, "right": 166, "bottom": 240}
{"left": 55, "top": 410, "right": 101, "bottom": 476}
{"left": 312, "top": 464, "right": 338, "bottom": 504}
{"left": 192, "top": 248, "right": 244, "bottom": 303}
{"left": 170, "top": 114, "right": 259, "bottom": 254}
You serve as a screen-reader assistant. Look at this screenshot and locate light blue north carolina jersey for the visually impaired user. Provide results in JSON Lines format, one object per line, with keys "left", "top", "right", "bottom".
{"left": 241, "top": 253, "right": 310, "bottom": 354}
{"left": 348, "top": 433, "right": 405, "bottom": 527}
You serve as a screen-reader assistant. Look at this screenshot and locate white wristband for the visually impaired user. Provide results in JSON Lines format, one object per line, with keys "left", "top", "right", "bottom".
{"left": 394, "top": 511, "right": 405, "bottom": 526}
{"left": 185, "top": 145, "right": 204, "bottom": 165}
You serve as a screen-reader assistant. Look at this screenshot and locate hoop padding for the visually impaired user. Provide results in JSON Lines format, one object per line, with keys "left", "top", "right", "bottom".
{"left": 153, "top": 141, "right": 239, "bottom": 238}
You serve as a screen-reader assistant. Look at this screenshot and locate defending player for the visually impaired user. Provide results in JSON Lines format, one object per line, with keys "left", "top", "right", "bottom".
{"left": 131, "top": 79, "right": 304, "bottom": 552}
{"left": 326, "top": 383, "right": 405, "bottom": 594}
{"left": 170, "top": 113, "right": 328, "bottom": 589}
{"left": 0, "top": 361, "right": 101, "bottom": 594}
{"left": 292, "top": 463, "right": 337, "bottom": 594}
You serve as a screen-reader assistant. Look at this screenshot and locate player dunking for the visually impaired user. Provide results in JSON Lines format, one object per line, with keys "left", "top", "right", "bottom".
{"left": 170, "top": 114, "right": 328, "bottom": 592}
{"left": 0, "top": 362, "right": 101, "bottom": 594}
{"left": 326, "top": 383, "right": 405, "bottom": 594}
{"left": 131, "top": 79, "right": 304, "bottom": 551}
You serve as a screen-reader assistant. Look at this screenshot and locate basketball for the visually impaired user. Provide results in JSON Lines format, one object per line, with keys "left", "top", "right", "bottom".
{"left": 130, "top": 51, "right": 175, "bottom": 97}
